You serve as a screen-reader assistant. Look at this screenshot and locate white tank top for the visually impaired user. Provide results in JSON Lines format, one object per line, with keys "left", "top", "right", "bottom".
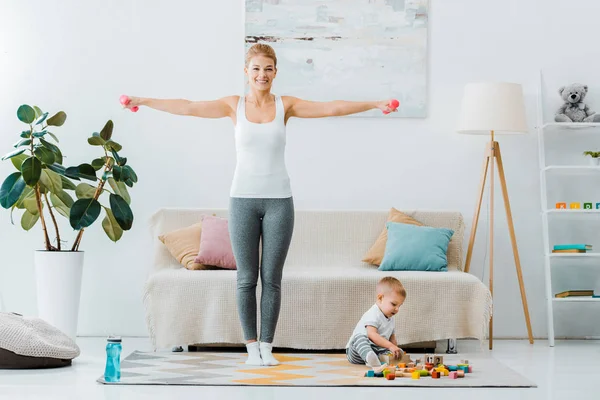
{"left": 230, "top": 95, "right": 292, "bottom": 198}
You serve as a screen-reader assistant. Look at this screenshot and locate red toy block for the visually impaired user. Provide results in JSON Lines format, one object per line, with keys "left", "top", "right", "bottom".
{"left": 431, "top": 371, "right": 440, "bottom": 379}
{"left": 386, "top": 373, "right": 395, "bottom": 380}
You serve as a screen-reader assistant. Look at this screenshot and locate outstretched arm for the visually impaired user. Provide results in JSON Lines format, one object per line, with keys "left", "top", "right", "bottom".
{"left": 123, "top": 96, "right": 238, "bottom": 119}
{"left": 284, "top": 96, "right": 397, "bottom": 120}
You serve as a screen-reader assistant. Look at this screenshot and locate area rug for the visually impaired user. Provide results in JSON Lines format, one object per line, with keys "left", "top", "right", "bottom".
{"left": 96, "top": 351, "right": 536, "bottom": 387}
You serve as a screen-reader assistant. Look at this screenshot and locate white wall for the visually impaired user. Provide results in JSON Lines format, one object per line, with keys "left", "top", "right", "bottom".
{"left": 1, "top": 0, "right": 599, "bottom": 339}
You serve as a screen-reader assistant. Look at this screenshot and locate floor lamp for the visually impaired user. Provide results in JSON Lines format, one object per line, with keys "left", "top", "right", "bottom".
{"left": 457, "top": 82, "right": 534, "bottom": 350}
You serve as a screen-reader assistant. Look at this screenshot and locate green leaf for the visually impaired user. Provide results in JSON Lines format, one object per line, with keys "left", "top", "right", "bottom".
{"left": 20, "top": 130, "right": 31, "bottom": 138}
{"left": 75, "top": 183, "right": 96, "bottom": 199}
{"left": 109, "top": 193, "right": 133, "bottom": 230}
{"left": 91, "top": 158, "right": 105, "bottom": 170}
{"left": 105, "top": 140, "right": 122, "bottom": 152}
{"left": 102, "top": 207, "right": 123, "bottom": 242}
{"left": 87, "top": 136, "right": 106, "bottom": 146}
{"left": 70, "top": 198, "right": 101, "bottom": 230}
{"left": 13, "top": 138, "right": 31, "bottom": 148}
{"left": 100, "top": 120, "right": 114, "bottom": 141}
{"left": 0, "top": 172, "right": 26, "bottom": 209}
{"left": 23, "top": 196, "right": 39, "bottom": 215}
{"left": 21, "top": 157, "right": 42, "bottom": 186}
{"left": 107, "top": 178, "right": 130, "bottom": 204}
{"left": 21, "top": 210, "right": 40, "bottom": 230}
{"left": 1, "top": 148, "right": 26, "bottom": 161}
{"left": 11, "top": 154, "right": 28, "bottom": 170}
{"left": 112, "top": 165, "right": 122, "bottom": 181}
{"left": 33, "top": 106, "right": 43, "bottom": 119}
{"left": 65, "top": 164, "right": 96, "bottom": 181}
{"left": 47, "top": 132, "right": 59, "bottom": 143}
{"left": 46, "top": 163, "right": 66, "bottom": 176}
{"left": 46, "top": 111, "right": 67, "bottom": 127}
{"left": 51, "top": 190, "right": 74, "bottom": 218}
{"left": 77, "top": 164, "right": 97, "bottom": 181}
{"left": 34, "top": 112, "right": 49, "bottom": 126}
{"left": 34, "top": 147, "right": 55, "bottom": 164}
{"left": 122, "top": 165, "right": 138, "bottom": 183}
{"left": 32, "top": 130, "right": 47, "bottom": 138}
{"left": 14, "top": 186, "right": 34, "bottom": 209}
{"left": 53, "top": 147, "right": 63, "bottom": 165}
{"left": 40, "top": 169, "right": 62, "bottom": 193}
{"left": 61, "top": 176, "right": 77, "bottom": 191}
{"left": 17, "top": 105, "right": 35, "bottom": 124}
{"left": 39, "top": 138, "right": 60, "bottom": 154}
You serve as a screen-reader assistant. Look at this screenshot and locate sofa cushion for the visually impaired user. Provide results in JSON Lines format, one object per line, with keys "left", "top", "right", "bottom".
{"left": 194, "top": 215, "right": 236, "bottom": 270}
{"left": 362, "top": 208, "right": 423, "bottom": 266}
{"left": 379, "top": 222, "right": 454, "bottom": 271}
{"left": 158, "top": 222, "right": 211, "bottom": 270}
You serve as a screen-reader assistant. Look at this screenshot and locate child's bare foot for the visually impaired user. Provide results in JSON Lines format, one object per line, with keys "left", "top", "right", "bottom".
{"left": 372, "top": 363, "right": 389, "bottom": 373}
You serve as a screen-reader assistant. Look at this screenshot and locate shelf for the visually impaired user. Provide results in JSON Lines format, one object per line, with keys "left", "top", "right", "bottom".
{"left": 542, "top": 122, "right": 600, "bottom": 131}
{"left": 545, "top": 209, "right": 600, "bottom": 214}
{"left": 544, "top": 165, "right": 600, "bottom": 172}
{"left": 553, "top": 297, "right": 600, "bottom": 303}
{"left": 548, "top": 253, "right": 600, "bottom": 258}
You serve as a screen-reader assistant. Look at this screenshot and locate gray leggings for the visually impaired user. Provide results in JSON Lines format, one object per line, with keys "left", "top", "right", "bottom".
{"left": 228, "top": 196, "right": 294, "bottom": 343}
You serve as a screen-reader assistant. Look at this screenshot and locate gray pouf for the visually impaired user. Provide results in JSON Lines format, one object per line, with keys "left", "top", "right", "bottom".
{"left": 0, "top": 312, "right": 80, "bottom": 369}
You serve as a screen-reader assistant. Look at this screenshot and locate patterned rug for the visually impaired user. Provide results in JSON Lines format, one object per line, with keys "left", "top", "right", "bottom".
{"left": 96, "top": 351, "right": 536, "bottom": 387}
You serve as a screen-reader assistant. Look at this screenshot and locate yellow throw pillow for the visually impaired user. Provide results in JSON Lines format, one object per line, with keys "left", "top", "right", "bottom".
{"left": 158, "top": 222, "right": 210, "bottom": 270}
{"left": 362, "top": 208, "right": 423, "bottom": 266}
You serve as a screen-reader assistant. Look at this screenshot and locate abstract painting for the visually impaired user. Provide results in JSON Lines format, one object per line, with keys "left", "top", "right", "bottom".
{"left": 244, "top": 0, "right": 429, "bottom": 118}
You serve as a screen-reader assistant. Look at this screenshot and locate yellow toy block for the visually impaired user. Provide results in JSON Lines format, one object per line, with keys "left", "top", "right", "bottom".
{"left": 570, "top": 202, "right": 581, "bottom": 209}
{"left": 411, "top": 371, "right": 420, "bottom": 380}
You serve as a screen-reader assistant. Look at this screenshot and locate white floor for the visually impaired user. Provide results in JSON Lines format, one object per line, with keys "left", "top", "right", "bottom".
{"left": 0, "top": 338, "right": 598, "bottom": 399}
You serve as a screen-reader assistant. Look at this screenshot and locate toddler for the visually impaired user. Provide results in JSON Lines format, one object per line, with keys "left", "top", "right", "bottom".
{"left": 346, "top": 276, "right": 406, "bottom": 371}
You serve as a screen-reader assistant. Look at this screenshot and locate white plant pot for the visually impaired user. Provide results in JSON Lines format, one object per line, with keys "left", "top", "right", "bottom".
{"left": 34, "top": 251, "right": 84, "bottom": 339}
{"left": 590, "top": 157, "right": 600, "bottom": 166}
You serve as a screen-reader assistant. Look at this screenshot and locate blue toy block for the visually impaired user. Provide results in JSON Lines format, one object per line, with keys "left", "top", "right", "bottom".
{"left": 365, "top": 370, "right": 375, "bottom": 377}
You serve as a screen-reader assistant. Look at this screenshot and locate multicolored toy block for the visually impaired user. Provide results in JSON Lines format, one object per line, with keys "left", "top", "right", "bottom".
{"left": 584, "top": 203, "right": 593, "bottom": 210}
{"left": 556, "top": 202, "right": 567, "bottom": 209}
{"left": 434, "top": 355, "right": 444, "bottom": 365}
{"left": 570, "top": 202, "right": 581, "bottom": 209}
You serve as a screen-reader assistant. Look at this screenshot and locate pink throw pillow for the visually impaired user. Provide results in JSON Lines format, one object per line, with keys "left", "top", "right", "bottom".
{"left": 193, "top": 215, "right": 236, "bottom": 270}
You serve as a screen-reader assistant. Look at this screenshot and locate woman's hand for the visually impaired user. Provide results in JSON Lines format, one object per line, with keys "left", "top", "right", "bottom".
{"left": 122, "top": 95, "right": 143, "bottom": 110}
{"left": 376, "top": 99, "right": 400, "bottom": 114}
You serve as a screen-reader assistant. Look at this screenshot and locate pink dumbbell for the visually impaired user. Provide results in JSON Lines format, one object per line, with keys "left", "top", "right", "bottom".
{"left": 383, "top": 99, "right": 400, "bottom": 114}
{"left": 120, "top": 95, "right": 139, "bottom": 112}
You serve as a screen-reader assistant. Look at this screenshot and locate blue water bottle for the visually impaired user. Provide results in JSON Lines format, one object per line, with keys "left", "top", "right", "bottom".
{"left": 104, "top": 336, "right": 122, "bottom": 382}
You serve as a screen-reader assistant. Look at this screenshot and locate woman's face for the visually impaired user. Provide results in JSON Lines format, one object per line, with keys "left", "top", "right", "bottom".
{"left": 245, "top": 55, "right": 277, "bottom": 92}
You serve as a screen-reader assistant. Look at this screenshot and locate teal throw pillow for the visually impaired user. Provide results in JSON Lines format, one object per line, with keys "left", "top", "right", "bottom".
{"left": 378, "top": 222, "right": 454, "bottom": 272}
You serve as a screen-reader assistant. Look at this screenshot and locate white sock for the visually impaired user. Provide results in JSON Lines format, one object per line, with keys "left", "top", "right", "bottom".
{"left": 366, "top": 351, "right": 382, "bottom": 368}
{"left": 245, "top": 342, "right": 263, "bottom": 366}
{"left": 259, "top": 342, "right": 280, "bottom": 366}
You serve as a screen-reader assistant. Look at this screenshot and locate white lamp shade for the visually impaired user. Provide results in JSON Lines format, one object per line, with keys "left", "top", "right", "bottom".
{"left": 457, "top": 82, "right": 528, "bottom": 135}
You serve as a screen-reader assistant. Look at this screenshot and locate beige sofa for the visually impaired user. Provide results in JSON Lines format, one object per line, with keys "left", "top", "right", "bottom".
{"left": 143, "top": 208, "right": 492, "bottom": 352}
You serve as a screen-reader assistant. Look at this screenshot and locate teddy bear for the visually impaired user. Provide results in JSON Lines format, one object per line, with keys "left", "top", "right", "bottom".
{"left": 555, "top": 83, "right": 600, "bottom": 123}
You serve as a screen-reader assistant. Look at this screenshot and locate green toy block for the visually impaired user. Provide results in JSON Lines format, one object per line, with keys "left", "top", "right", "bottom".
{"left": 584, "top": 203, "right": 593, "bottom": 209}
{"left": 419, "top": 370, "right": 429, "bottom": 376}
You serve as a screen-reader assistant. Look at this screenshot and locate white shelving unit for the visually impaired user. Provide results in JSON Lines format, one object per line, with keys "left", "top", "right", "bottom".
{"left": 537, "top": 72, "right": 600, "bottom": 346}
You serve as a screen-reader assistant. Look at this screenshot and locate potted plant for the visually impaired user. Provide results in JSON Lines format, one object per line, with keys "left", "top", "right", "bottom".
{"left": 0, "top": 104, "right": 137, "bottom": 339}
{"left": 583, "top": 151, "right": 600, "bottom": 166}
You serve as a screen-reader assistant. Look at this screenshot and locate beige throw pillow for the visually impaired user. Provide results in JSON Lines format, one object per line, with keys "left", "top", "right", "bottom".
{"left": 362, "top": 208, "right": 423, "bottom": 266}
{"left": 158, "top": 222, "right": 210, "bottom": 270}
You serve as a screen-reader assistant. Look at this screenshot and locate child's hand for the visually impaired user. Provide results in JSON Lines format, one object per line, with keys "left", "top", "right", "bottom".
{"left": 388, "top": 345, "right": 403, "bottom": 359}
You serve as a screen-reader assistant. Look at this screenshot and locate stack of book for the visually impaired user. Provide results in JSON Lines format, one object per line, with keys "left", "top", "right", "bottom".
{"left": 552, "top": 244, "right": 592, "bottom": 253}
{"left": 555, "top": 290, "right": 599, "bottom": 298}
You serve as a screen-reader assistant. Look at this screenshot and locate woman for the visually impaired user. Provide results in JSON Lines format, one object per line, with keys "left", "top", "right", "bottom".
{"left": 124, "top": 43, "right": 398, "bottom": 366}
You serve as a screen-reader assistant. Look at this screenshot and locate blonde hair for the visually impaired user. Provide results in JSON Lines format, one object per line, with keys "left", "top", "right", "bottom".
{"left": 245, "top": 43, "right": 277, "bottom": 67}
{"left": 377, "top": 277, "right": 406, "bottom": 298}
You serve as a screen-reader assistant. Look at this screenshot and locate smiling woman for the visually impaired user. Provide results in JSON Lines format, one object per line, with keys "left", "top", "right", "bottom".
{"left": 121, "top": 42, "right": 399, "bottom": 367}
